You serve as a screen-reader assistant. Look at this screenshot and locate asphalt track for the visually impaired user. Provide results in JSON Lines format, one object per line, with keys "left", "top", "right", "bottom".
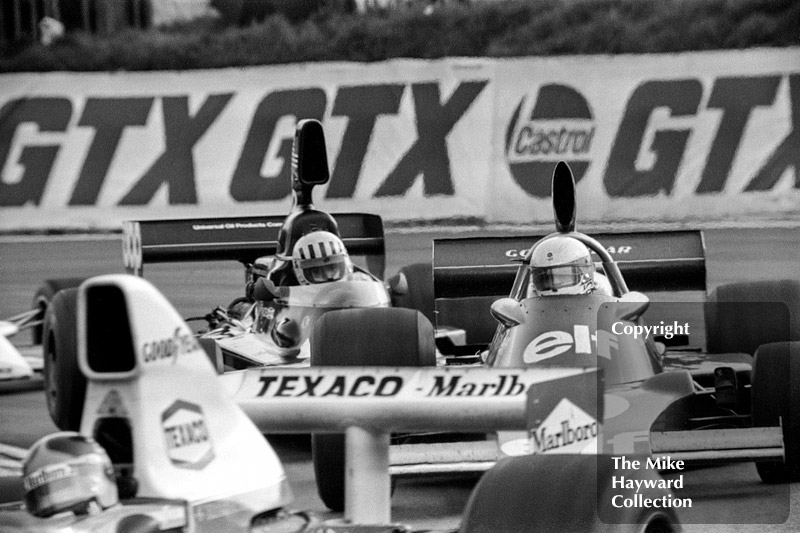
{"left": 1, "top": 226, "right": 799, "bottom": 531}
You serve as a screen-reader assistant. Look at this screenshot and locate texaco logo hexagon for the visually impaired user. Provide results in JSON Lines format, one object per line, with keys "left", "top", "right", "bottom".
{"left": 161, "top": 400, "right": 215, "bottom": 470}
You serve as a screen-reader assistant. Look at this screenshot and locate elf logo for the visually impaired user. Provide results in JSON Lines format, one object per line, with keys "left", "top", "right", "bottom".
{"left": 523, "top": 325, "right": 618, "bottom": 363}
{"left": 505, "top": 84, "right": 594, "bottom": 197}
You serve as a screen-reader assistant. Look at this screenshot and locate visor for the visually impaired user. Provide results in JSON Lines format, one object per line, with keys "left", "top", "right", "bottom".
{"left": 532, "top": 261, "right": 593, "bottom": 293}
{"left": 302, "top": 261, "right": 347, "bottom": 284}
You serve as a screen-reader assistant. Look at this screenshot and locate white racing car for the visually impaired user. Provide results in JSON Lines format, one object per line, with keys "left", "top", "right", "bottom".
{"left": 0, "top": 310, "right": 43, "bottom": 391}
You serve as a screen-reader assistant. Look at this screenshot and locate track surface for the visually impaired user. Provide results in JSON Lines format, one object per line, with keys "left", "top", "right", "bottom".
{"left": 1, "top": 227, "right": 799, "bottom": 531}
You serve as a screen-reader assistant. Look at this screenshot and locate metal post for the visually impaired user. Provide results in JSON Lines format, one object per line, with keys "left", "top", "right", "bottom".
{"left": 81, "top": 0, "right": 89, "bottom": 31}
{"left": 13, "top": 0, "right": 22, "bottom": 40}
{"left": 132, "top": 0, "right": 141, "bottom": 29}
{"left": 344, "top": 426, "right": 391, "bottom": 524}
{"left": 29, "top": 0, "right": 37, "bottom": 41}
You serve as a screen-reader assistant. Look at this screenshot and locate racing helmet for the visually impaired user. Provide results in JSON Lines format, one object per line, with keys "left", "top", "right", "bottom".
{"left": 292, "top": 231, "right": 353, "bottom": 285}
{"left": 22, "top": 432, "right": 118, "bottom": 518}
{"left": 529, "top": 235, "right": 595, "bottom": 296}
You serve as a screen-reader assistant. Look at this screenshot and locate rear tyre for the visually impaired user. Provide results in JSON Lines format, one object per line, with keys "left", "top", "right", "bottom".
{"left": 310, "top": 307, "right": 435, "bottom": 512}
{"left": 42, "top": 288, "right": 86, "bottom": 431}
{"left": 461, "top": 454, "right": 679, "bottom": 533}
{"left": 32, "top": 278, "right": 85, "bottom": 344}
{"left": 751, "top": 342, "right": 800, "bottom": 483}
{"left": 705, "top": 280, "right": 799, "bottom": 355}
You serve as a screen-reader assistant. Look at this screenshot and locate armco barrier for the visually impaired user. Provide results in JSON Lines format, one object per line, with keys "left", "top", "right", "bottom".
{"left": 0, "top": 49, "right": 797, "bottom": 231}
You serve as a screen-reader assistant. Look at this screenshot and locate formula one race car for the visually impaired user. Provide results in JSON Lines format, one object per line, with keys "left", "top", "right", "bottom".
{"left": 0, "top": 310, "right": 44, "bottom": 391}
{"left": 428, "top": 162, "right": 800, "bottom": 531}
{"left": 0, "top": 275, "right": 320, "bottom": 533}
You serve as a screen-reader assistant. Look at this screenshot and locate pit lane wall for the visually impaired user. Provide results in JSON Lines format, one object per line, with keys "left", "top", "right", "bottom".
{"left": 0, "top": 48, "right": 797, "bottom": 231}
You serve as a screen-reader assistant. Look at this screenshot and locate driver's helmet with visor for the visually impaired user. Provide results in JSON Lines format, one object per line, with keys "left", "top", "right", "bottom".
{"left": 529, "top": 235, "right": 596, "bottom": 296}
{"left": 292, "top": 231, "right": 353, "bottom": 285}
{"left": 22, "top": 432, "right": 118, "bottom": 518}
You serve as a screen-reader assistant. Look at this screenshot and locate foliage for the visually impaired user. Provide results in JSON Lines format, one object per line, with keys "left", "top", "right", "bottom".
{"left": 1, "top": 0, "right": 798, "bottom": 72}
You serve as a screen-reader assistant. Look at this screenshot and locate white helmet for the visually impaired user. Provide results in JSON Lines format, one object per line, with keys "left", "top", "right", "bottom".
{"left": 292, "top": 231, "right": 352, "bottom": 285}
{"left": 529, "top": 236, "right": 595, "bottom": 296}
{"left": 22, "top": 432, "right": 118, "bottom": 518}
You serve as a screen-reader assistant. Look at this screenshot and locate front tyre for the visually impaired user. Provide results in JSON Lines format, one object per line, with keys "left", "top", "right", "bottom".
{"left": 42, "top": 288, "right": 86, "bottom": 431}
{"left": 752, "top": 342, "right": 800, "bottom": 483}
{"left": 310, "top": 307, "right": 435, "bottom": 512}
{"left": 705, "top": 280, "right": 799, "bottom": 355}
{"left": 32, "top": 278, "right": 84, "bottom": 345}
{"left": 461, "top": 454, "right": 680, "bottom": 533}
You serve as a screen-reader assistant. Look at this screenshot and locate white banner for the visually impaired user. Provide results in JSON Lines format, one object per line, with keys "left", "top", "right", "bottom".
{"left": 0, "top": 59, "right": 494, "bottom": 230}
{"left": 0, "top": 49, "right": 797, "bottom": 230}
{"left": 490, "top": 48, "right": 800, "bottom": 224}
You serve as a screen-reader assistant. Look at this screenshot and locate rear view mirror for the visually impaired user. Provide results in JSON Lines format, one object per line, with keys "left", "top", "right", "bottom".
{"left": 387, "top": 272, "right": 409, "bottom": 296}
{"left": 616, "top": 291, "right": 650, "bottom": 321}
{"left": 253, "top": 278, "right": 281, "bottom": 301}
{"left": 490, "top": 298, "right": 525, "bottom": 328}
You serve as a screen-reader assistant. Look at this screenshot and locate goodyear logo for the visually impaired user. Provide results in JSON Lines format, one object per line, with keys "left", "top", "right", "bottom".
{"left": 505, "top": 84, "right": 595, "bottom": 197}
{"left": 505, "top": 245, "right": 633, "bottom": 260}
{"left": 161, "top": 400, "right": 214, "bottom": 469}
{"left": 142, "top": 328, "right": 200, "bottom": 364}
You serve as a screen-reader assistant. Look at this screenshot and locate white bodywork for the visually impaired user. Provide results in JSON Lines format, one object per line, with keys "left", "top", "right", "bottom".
{"left": 0, "top": 320, "right": 34, "bottom": 382}
{"left": 76, "top": 275, "right": 292, "bottom": 530}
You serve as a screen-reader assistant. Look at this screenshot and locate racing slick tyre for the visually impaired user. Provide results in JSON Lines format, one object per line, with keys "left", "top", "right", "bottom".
{"left": 42, "top": 288, "right": 86, "bottom": 431}
{"left": 461, "top": 454, "right": 679, "bottom": 533}
{"left": 391, "top": 262, "right": 435, "bottom": 324}
{"left": 32, "top": 278, "right": 85, "bottom": 344}
{"left": 310, "top": 307, "right": 436, "bottom": 512}
{"left": 705, "top": 280, "right": 799, "bottom": 355}
{"left": 751, "top": 342, "right": 800, "bottom": 483}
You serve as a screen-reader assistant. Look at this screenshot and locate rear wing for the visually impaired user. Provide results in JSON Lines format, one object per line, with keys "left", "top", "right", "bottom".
{"left": 123, "top": 213, "right": 385, "bottom": 277}
{"left": 434, "top": 230, "right": 706, "bottom": 299}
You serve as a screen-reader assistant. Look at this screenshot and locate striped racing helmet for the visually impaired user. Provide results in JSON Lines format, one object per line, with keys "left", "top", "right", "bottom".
{"left": 292, "top": 231, "right": 353, "bottom": 285}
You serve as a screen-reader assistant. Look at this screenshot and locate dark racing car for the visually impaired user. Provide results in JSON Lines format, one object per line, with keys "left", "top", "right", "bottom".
{"left": 429, "top": 162, "right": 800, "bottom": 531}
